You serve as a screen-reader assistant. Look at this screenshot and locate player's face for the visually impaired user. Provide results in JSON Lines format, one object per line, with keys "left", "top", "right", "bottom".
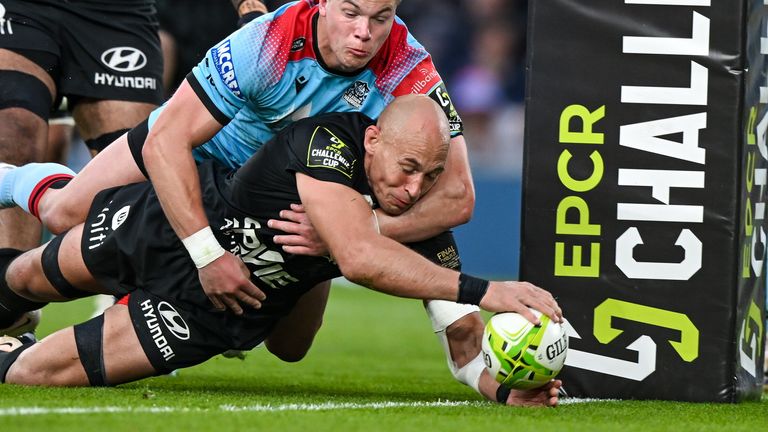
{"left": 364, "top": 126, "right": 447, "bottom": 216}
{"left": 317, "top": 0, "right": 397, "bottom": 72}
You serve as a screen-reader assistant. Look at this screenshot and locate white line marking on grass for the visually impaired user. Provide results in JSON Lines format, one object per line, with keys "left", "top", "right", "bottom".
{"left": 559, "top": 398, "right": 619, "bottom": 405}
{"left": 0, "top": 401, "right": 484, "bottom": 417}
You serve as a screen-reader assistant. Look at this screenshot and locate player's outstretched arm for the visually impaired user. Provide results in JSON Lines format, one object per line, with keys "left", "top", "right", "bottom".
{"left": 142, "top": 79, "right": 266, "bottom": 314}
{"left": 295, "top": 174, "right": 562, "bottom": 320}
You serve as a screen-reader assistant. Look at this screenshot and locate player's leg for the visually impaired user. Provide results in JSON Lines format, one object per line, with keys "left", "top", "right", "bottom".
{"left": 31, "top": 1, "right": 162, "bottom": 234}
{"left": 0, "top": 48, "right": 57, "bottom": 250}
{"left": 1, "top": 304, "right": 156, "bottom": 386}
{"left": 73, "top": 99, "right": 157, "bottom": 157}
{"left": 405, "top": 232, "right": 489, "bottom": 396}
{"left": 0, "top": 134, "right": 145, "bottom": 235}
{"left": 45, "top": 100, "right": 76, "bottom": 164}
{"left": 28, "top": 100, "right": 156, "bottom": 235}
{"left": 265, "top": 280, "right": 331, "bottom": 362}
{"left": 0, "top": 224, "right": 109, "bottom": 333}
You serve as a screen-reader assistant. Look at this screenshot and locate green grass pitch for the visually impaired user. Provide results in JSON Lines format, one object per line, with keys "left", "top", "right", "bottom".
{"left": 0, "top": 283, "right": 765, "bottom": 431}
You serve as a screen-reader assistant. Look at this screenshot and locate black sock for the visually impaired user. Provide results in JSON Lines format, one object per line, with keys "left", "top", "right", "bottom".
{"left": 0, "top": 342, "right": 34, "bottom": 383}
{"left": 0, "top": 249, "right": 47, "bottom": 328}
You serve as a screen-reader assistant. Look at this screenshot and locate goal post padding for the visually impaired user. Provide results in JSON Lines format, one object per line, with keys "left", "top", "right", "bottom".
{"left": 521, "top": 0, "right": 766, "bottom": 402}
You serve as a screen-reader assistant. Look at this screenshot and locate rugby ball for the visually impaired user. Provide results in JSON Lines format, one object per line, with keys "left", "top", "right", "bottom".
{"left": 481, "top": 310, "right": 567, "bottom": 390}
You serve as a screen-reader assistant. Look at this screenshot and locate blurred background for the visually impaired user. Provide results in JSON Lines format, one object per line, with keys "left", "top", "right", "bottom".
{"left": 395, "top": 0, "right": 528, "bottom": 279}
{"left": 65, "top": 0, "right": 528, "bottom": 278}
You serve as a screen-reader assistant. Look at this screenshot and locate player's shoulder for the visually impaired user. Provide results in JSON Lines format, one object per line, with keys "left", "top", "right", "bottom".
{"left": 242, "top": 1, "right": 315, "bottom": 66}
{"left": 373, "top": 18, "right": 429, "bottom": 63}
{"left": 237, "top": 1, "right": 313, "bottom": 41}
{"left": 292, "top": 112, "right": 374, "bottom": 134}
{"left": 267, "top": 0, "right": 316, "bottom": 23}
{"left": 367, "top": 18, "right": 436, "bottom": 95}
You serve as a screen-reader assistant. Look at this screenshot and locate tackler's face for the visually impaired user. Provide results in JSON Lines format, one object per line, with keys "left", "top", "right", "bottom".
{"left": 317, "top": 0, "right": 397, "bottom": 72}
{"left": 363, "top": 126, "right": 448, "bottom": 216}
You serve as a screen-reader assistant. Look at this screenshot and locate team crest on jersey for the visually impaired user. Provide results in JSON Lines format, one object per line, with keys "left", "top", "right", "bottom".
{"left": 307, "top": 127, "right": 357, "bottom": 179}
{"left": 342, "top": 81, "right": 370, "bottom": 108}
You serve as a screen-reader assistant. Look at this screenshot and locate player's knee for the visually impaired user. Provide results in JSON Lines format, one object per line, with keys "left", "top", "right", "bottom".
{"left": 9, "top": 356, "right": 82, "bottom": 386}
{"left": 0, "top": 111, "right": 47, "bottom": 162}
{"left": 38, "top": 196, "right": 83, "bottom": 235}
{"left": 4, "top": 253, "right": 45, "bottom": 300}
{"left": 445, "top": 312, "right": 484, "bottom": 350}
{"left": 266, "top": 343, "right": 311, "bottom": 363}
{"left": 265, "top": 322, "right": 322, "bottom": 362}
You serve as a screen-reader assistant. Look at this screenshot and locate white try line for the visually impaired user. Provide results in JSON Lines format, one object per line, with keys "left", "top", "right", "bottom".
{"left": 0, "top": 401, "right": 480, "bottom": 417}
{"left": 0, "top": 398, "right": 607, "bottom": 416}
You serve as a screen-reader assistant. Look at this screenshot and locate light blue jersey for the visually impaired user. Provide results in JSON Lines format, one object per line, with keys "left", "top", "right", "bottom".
{"left": 147, "top": 0, "right": 462, "bottom": 170}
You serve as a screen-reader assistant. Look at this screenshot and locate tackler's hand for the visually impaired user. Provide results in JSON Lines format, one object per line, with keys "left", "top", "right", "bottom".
{"left": 269, "top": 203, "right": 329, "bottom": 256}
{"left": 198, "top": 251, "right": 266, "bottom": 315}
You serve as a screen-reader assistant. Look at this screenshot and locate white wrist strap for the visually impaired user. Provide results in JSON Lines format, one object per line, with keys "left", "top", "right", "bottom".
{"left": 182, "top": 226, "right": 226, "bottom": 268}
{"left": 371, "top": 208, "right": 381, "bottom": 234}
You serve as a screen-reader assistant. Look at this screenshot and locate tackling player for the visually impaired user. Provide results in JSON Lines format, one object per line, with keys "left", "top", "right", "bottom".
{"left": 0, "top": 95, "right": 562, "bottom": 406}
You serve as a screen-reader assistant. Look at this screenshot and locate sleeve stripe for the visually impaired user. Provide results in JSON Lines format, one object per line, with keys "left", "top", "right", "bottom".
{"left": 186, "top": 72, "right": 232, "bottom": 126}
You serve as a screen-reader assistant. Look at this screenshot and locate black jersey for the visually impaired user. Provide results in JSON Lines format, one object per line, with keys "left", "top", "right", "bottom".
{"left": 82, "top": 112, "right": 375, "bottom": 357}
{"left": 209, "top": 112, "right": 375, "bottom": 291}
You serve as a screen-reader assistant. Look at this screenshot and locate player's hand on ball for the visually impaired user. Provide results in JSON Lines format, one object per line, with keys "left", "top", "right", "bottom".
{"left": 198, "top": 252, "right": 266, "bottom": 314}
{"left": 480, "top": 281, "right": 563, "bottom": 324}
{"left": 269, "top": 203, "right": 329, "bottom": 256}
{"left": 504, "top": 379, "right": 562, "bottom": 407}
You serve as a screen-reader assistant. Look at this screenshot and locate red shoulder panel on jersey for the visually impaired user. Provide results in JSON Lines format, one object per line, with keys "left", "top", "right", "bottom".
{"left": 259, "top": 0, "right": 317, "bottom": 82}
{"left": 367, "top": 21, "right": 435, "bottom": 97}
{"left": 391, "top": 56, "right": 442, "bottom": 97}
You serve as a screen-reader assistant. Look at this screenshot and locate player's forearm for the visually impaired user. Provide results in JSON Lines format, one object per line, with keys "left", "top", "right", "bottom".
{"left": 337, "top": 235, "right": 465, "bottom": 302}
{"left": 377, "top": 136, "right": 475, "bottom": 243}
{"left": 298, "top": 175, "right": 481, "bottom": 304}
{"left": 143, "top": 132, "right": 209, "bottom": 239}
{"left": 141, "top": 79, "right": 225, "bottom": 240}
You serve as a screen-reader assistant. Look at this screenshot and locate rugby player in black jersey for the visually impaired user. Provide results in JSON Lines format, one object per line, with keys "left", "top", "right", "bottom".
{"left": 0, "top": 95, "right": 562, "bottom": 406}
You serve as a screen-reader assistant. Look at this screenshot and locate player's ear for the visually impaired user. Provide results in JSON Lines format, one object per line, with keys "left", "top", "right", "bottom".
{"left": 318, "top": 0, "right": 329, "bottom": 16}
{"left": 364, "top": 125, "right": 381, "bottom": 154}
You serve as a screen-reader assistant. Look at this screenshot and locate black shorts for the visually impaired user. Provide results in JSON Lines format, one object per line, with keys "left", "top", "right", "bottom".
{"left": 124, "top": 290, "right": 239, "bottom": 374}
{"left": 82, "top": 183, "right": 280, "bottom": 373}
{"left": 0, "top": 0, "right": 163, "bottom": 104}
{"left": 407, "top": 231, "right": 462, "bottom": 271}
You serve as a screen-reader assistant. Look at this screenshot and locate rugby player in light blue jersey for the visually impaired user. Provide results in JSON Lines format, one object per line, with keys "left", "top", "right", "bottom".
{"left": 0, "top": 0, "right": 554, "bottom": 405}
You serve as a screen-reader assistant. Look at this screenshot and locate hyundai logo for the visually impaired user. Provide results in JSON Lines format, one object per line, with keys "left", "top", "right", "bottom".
{"left": 101, "top": 47, "right": 147, "bottom": 72}
{"left": 157, "top": 301, "right": 190, "bottom": 340}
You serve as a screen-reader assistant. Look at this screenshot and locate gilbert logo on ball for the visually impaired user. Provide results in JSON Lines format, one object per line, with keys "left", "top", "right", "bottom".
{"left": 481, "top": 310, "right": 568, "bottom": 390}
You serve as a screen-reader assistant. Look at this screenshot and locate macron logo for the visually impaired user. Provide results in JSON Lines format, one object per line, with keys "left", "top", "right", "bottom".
{"left": 212, "top": 40, "right": 242, "bottom": 97}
